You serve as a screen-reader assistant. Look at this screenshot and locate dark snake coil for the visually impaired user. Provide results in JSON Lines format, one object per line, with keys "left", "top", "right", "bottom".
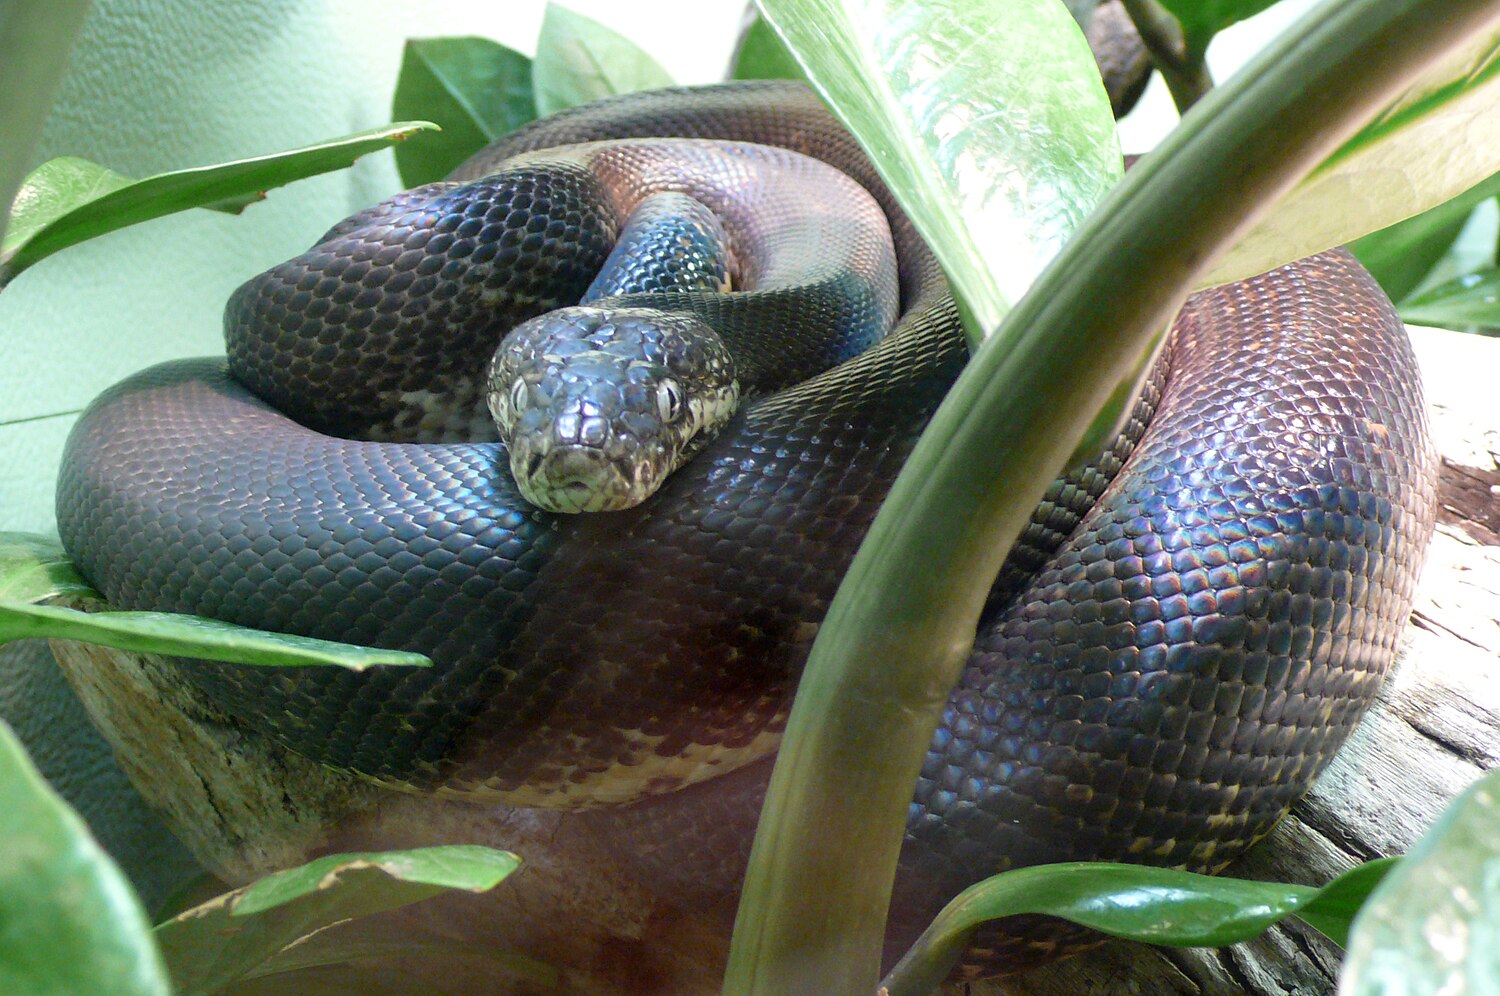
{"left": 56, "top": 81, "right": 1438, "bottom": 973}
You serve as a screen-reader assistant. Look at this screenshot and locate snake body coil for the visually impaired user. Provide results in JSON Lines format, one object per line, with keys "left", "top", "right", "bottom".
{"left": 57, "top": 82, "right": 1437, "bottom": 970}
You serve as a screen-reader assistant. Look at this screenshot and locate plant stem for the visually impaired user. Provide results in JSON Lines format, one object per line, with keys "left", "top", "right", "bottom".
{"left": 1120, "top": 0, "right": 1213, "bottom": 112}
{"left": 723, "top": 0, "right": 1500, "bottom": 993}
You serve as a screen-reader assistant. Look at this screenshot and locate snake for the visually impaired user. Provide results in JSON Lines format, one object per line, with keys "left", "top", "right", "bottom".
{"left": 56, "top": 81, "right": 1437, "bottom": 975}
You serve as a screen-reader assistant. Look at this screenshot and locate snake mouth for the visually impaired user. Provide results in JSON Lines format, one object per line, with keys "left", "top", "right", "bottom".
{"left": 512, "top": 444, "right": 651, "bottom": 513}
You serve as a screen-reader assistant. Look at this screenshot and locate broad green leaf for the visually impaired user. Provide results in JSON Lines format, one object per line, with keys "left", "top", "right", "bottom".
{"left": 754, "top": 0, "right": 1121, "bottom": 347}
{"left": 0, "top": 601, "right": 432, "bottom": 671}
{"left": 1351, "top": 170, "right": 1500, "bottom": 302}
{"left": 726, "top": 1, "right": 1119, "bottom": 990}
{"left": 881, "top": 860, "right": 1396, "bottom": 996}
{"left": 392, "top": 37, "right": 537, "bottom": 188}
{"left": 0, "top": 121, "right": 438, "bottom": 289}
{"left": 0, "top": 720, "right": 170, "bottom": 995}
{"left": 1397, "top": 266, "right": 1500, "bottom": 330}
{"left": 1154, "top": 0, "right": 1282, "bottom": 53}
{"left": 532, "top": 4, "right": 675, "bottom": 117}
{"left": 4, "top": 158, "right": 138, "bottom": 249}
{"left": 730, "top": 17, "right": 806, "bottom": 83}
{"left": 1206, "top": 24, "right": 1500, "bottom": 288}
{"left": 0, "top": 534, "right": 431, "bottom": 669}
{"left": 1343, "top": 770, "right": 1500, "bottom": 993}
{"left": 0, "top": 531, "right": 95, "bottom": 604}
{"left": 0, "top": 0, "right": 91, "bottom": 250}
{"left": 155, "top": 845, "right": 519, "bottom": 995}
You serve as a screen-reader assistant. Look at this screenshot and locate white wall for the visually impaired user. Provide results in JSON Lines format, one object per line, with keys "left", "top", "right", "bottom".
{"left": 0, "top": 0, "right": 1315, "bottom": 536}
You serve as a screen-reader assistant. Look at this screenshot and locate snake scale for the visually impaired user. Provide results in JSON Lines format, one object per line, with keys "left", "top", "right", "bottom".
{"left": 56, "top": 81, "right": 1437, "bottom": 974}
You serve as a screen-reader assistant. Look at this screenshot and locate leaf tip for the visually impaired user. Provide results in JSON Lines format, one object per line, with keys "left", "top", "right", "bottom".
{"left": 392, "top": 121, "right": 443, "bottom": 143}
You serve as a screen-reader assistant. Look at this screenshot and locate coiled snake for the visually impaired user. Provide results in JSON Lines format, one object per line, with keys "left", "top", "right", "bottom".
{"left": 56, "top": 81, "right": 1437, "bottom": 972}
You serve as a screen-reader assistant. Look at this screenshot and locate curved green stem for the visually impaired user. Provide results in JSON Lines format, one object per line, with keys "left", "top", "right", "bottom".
{"left": 723, "top": 0, "right": 1500, "bottom": 993}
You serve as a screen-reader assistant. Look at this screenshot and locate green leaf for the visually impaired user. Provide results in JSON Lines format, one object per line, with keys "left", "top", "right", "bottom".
{"left": 753, "top": 0, "right": 1121, "bottom": 351}
{"left": 1205, "top": 23, "right": 1500, "bottom": 289}
{"left": 0, "top": 532, "right": 430, "bottom": 670}
{"left": 392, "top": 37, "right": 537, "bottom": 188}
{"left": 0, "top": 531, "right": 96, "bottom": 604}
{"left": 1350, "top": 171, "right": 1500, "bottom": 302}
{"left": 0, "top": 720, "right": 171, "bottom": 995}
{"left": 881, "top": 860, "right": 1396, "bottom": 996}
{"left": 0, "top": 121, "right": 438, "bottom": 289}
{"left": 4, "top": 158, "right": 138, "bottom": 250}
{"left": 0, "top": 601, "right": 432, "bottom": 671}
{"left": 1153, "top": 0, "right": 1282, "bottom": 53}
{"left": 726, "top": 0, "right": 1498, "bottom": 992}
{"left": 725, "top": 1, "right": 1119, "bottom": 990}
{"left": 1396, "top": 266, "right": 1500, "bottom": 330}
{"left": 1343, "top": 770, "right": 1500, "bottom": 992}
{"left": 155, "top": 846, "right": 519, "bottom": 995}
{"left": 730, "top": 18, "right": 806, "bottom": 83}
{"left": 531, "top": 4, "right": 675, "bottom": 117}
{"left": 0, "top": 0, "right": 92, "bottom": 250}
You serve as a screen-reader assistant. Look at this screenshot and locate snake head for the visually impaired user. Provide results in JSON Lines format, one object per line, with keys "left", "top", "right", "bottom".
{"left": 488, "top": 306, "right": 739, "bottom": 513}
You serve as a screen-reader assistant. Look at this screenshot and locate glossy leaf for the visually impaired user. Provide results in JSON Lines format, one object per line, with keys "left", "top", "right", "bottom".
{"left": 1343, "top": 770, "right": 1500, "bottom": 993}
{"left": 0, "top": 720, "right": 170, "bottom": 995}
{"left": 531, "top": 4, "right": 675, "bottom": 117}
{"left": 1350, "top": 171, "right": 1500, "bottom": 303}
{"left": 1154, "top": 0, "right": 1282, "bottom": 53}
{"left": 0, "top": 0, "right": 91, "bottom": 249}
{"left": 1206, "top": 22, "right": 1500, "bottom": 289}
{"left": 0, "top": 602, "right": 432, "bottom": 671}
{"left": 392, "top": 37, "right": 537, "bottom": 188}
{"left": 0, "top": 531, "right": 95, "bottom": 604}
{"left": 155, "top": 846, "right": 519, "bottom": 995}
{"left": 726, "top": 1, "right": 1500, "bottom": 992}
{"left": 730, "top": 17, "right": 806, "bottom": 82}
{"left": 725, "top": 0, "right": 1119, "bottom": 989}
{"left": 754, "top": 0, "right": 1121, "bottom": 350}
{"left": 882, "top": 860, "right": 1396, "bottom": 996}
{"left": 1396, "top": 265, "right": 1500, "bottom": 330}
{"left": 1, "top": 121, "right": 438, "bottom": 289}
{"left": 0, "top": 532, "right": 430, "bottom": 670}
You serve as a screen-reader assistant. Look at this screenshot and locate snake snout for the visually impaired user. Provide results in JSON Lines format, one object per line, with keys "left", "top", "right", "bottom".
{"left": 517, "top": 445, "right": 641, "bottom": 513}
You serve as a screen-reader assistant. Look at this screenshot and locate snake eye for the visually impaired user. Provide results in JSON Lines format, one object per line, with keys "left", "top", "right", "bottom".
{"left": 510, "top": 378, "right": 528, "bottom": 416}
{"left": 657, "top": 380, "right": 683, "bottom": 422}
